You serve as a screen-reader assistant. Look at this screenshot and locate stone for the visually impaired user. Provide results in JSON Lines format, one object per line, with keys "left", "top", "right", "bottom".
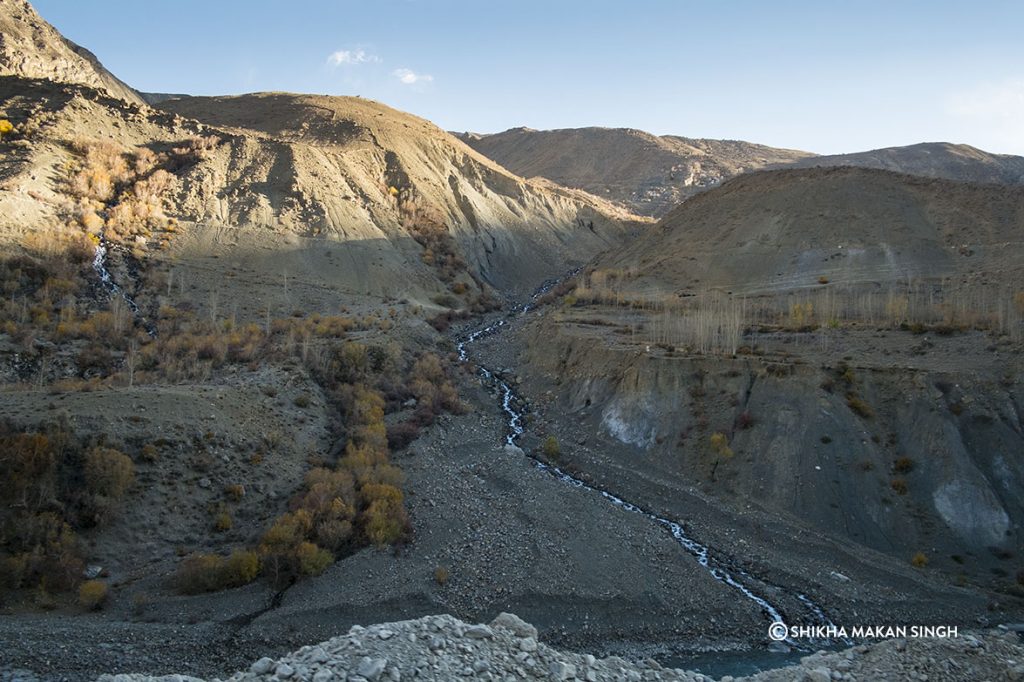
{"left": 803, "top": 668, "right": 832, "bottom": 682}
{"left": 312, "top": 669, "right": 332, "bottom": 682}
{"left": 310, "top": 648, "right": 329, "bottom": 664}
{"left": 251, "top": 658, "right": 275, "bottom": 675}
{"left": 472, "top": 660, "right": 490, "bottom": 673}
{"left": 548, "top": 661, "right": 576, "bottom": 680}
{"left": 356, "top": 657, "right": 388, "bottom": 682}
{"left": 503, "top": 444, "right": 526, "bottom": 457}
{"left": 377, "top": 630, "right": 394, "bottom": 641}
{"left": 465, "top": 625, "right": 494, "bottom": 639}
{"left": 519, "top": 638, "right": 538, "bottom": 653}
{"left": 274, "top": 663, "right": 294, "bottom": 679}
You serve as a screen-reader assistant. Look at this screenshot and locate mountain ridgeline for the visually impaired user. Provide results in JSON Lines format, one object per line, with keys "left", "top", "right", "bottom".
{"left": 458, "top": 126, "right": 813, "bottom": 217}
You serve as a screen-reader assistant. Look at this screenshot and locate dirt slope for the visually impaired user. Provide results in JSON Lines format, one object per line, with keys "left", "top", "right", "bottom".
{"left": 508, "top": 165, "right": 1024, "bottom": 603}
{"left": 155, "top": 93, "right": 644, "bottom": 293}
{"left": 787, "top": 142, "right": 1024, "bottom": 186}
{"left": 610, "top": 166, "right": 1024, "bottom": 295}
{"left": 0, "top": 0, "right": 143, "bottom": 105}
{"left": 457, "top": 127, "right": 813, "bottom": 217}
{"left": 0, "top": 77, "right": 645, "bottom": 308}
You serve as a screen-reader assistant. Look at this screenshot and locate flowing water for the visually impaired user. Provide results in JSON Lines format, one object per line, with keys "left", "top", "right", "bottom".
{"left": 91, "top": 235, "right": 155, "bottom": 336}
{"left": 456, "top": 275, "right": 846, "bottom": 652}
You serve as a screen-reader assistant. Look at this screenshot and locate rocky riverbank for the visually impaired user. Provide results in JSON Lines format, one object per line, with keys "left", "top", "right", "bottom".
{"left": 77, "top": 612, "right": 1024, "bottom": 682}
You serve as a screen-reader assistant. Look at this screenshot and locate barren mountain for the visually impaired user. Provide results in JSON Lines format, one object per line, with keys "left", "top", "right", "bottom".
{"left": 152, "top": 93, "right": 643, "bottom": 293}
{"left": 457, "top": 126, "right": 813, "bottom": 217}
{"left": 0, "top": 76, "right": 644, "bottom": 310}
{"left": 0, "top": 0, "right": 143, "bottom": 105}
{"left": 507, "top": 166, "right": 1024, "bottom": 597}
{"left": 786, "top": 142, "right": 1024, "bottom": 186}
{"left": 612, "top": 166, "right": 1024, "bottom": 294}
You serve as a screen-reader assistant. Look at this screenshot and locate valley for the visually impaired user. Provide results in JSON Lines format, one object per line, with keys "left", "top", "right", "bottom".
{"left": 1, "top": 0, "right": 1024, "bottom": 680}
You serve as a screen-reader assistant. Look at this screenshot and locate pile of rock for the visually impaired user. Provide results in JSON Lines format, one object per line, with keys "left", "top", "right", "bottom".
{"left": 96, "top": 613, "right": 1024, "bottom": 682}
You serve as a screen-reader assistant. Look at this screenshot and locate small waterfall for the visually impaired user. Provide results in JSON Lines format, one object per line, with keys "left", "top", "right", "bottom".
{"left": 91, "top": 234, "right": 155, "bottom": 336}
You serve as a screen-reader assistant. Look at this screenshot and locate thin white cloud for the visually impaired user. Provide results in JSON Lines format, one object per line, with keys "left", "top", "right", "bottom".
{"left": 327, "top": 49, "right": 381, "bottom": 67}
{"left": 947, "top": 78, "right": 1024, "bottom": 153}
{"left": 392, "top": 68, "right": 433, "bottom": 85}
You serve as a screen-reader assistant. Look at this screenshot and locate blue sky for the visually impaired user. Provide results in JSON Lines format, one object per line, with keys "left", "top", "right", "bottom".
{"left": 33, "top": 0, "right": 1024, "bottom": 154}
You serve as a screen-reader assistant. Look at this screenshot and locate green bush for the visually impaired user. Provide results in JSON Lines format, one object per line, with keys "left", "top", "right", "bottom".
{"left": 84, "top": 447, "right": 135, "bottom": 498}
{"left": 542, "top": 436, "right": 561, "bottom": 460}
{"left": 846, "top": 393, "right": 874, "bottom": 419}
{"left": 434, "top": 566, "right": 449, "bottom": 585}
{"left": 213, "top": 511, "right": 233, "bottom": 532}
{"left": 173, "top": 550, "right": 260, "bottom": 594}
{"left": 78, "top": 580, "right": 108, "bottom": 610}
{"left": 709, "top": 432, "right": 733, "bottom": 458}
{"left": 173, "top": 554, "right": 226, "bottom": 594}
{"left": 296, "top": 542, "right": 332, "bottom": 576}
{"left": 223, "top": 550, "right": 260, "bottom": 586}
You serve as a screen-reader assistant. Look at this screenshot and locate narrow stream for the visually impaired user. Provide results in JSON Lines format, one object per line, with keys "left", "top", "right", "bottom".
{"left": 92, "top": 235, "right": 155, "bottom": 336}
{"left": 457, "top": 275, "right": 844, "bottom": 650}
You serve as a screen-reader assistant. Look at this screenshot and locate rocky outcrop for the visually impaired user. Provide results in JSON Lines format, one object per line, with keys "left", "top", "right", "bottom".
{"left": 92, "top": 613, "right": 1024, "bottom": 682}
{"left": 0, "top": 0, "right": 143, "bottom": 104}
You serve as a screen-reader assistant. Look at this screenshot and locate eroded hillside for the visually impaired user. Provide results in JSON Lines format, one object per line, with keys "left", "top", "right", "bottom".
{"left": 458, "top": 127, "right": 813, "bottom": 217}
{"left": 0, "top": 0, "right": 142, "bottom": 105}
{"left": 503, "top": 167, "right": 1024, "bottom": 605}
{"left": 787, "top": 142, "right": 1024, "bottom": 186}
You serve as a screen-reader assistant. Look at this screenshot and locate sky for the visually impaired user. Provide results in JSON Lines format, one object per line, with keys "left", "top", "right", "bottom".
{"left": 32, "top": 0, "right": 1024, "bottom": 155}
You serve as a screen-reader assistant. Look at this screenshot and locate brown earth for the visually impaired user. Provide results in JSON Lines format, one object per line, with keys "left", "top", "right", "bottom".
{"left": 0, "top": 0, "right": 143, "bottom": 105}
{"left": 786, "top": 142, "right": 1024, "bottom": 186}
{"left": 504, "top": 166, "right": 1024, "bottom": 615}
{"left": 457, "top": 127, "right": 813, "bottom": 218}
{"left": 607, "top": 166, "right": 1024, "bottom": 295}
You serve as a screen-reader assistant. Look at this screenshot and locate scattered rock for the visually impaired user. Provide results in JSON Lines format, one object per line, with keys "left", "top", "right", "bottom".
{"left": 549, "top": 660, "right": 577, "bottom": 680}
{"left": 72, "top": 613, "right": 1024, "bottom": 682}
{"left": 250, "top": 659, "right": 275, "bottom": 675}
{"left": 355, "top": 657, "right": 387, "bottom": 681}
{"left": 802, "top": 668, "right": 831, "bottom": 682}
{"left": 491, "top": 612, "right": 537, "bottom": 639}
{"left": 464, "top": 625, "right": 494, "bottom": 639}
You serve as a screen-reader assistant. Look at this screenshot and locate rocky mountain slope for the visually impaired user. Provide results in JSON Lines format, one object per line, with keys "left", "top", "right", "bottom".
{"left": 457, "top": 127, "right": 813, "bottom": 217}
{"left": 150, "top": 93, "right": 644, "bottom": 294}
{"left": 0, "top": 0, "right": 143, "bottom": 105}
{"left": 84, "top": 612, "right": 1024, "bottom": 682}
{"left": 509, "top": 166, "right": 1024, "bottom": 597}
{"left": 786, "top": 142, "right": 1024, "bottom": 186}
{"left": 611, "top": 166, "right": 1024, "bottom": 294}
{"left": 0, "top": 78, "right": 647, "bottom": 314}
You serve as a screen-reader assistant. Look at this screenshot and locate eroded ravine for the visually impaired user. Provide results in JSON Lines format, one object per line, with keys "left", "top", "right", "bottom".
{"left": 92, "top": 235, "right": 156, "bottom": 336}
{"left": 457, "top": 276, "right": 845, "bottom": 650}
